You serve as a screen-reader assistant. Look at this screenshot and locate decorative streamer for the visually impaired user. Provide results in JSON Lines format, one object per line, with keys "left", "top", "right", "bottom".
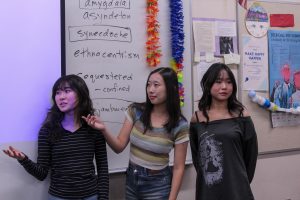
{"left": 146, "top": 0, "right": 161, "bottom": 67}
{"left": 248, "top": 90, "right": 300, "bottom": 114}
{"left": 145, "top": 0, "right": 185, "bottom": 105}
{"left": 169, "top": 0, "right": 185, "bottom": 106}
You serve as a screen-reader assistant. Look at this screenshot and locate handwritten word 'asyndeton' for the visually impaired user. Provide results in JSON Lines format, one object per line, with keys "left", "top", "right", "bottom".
{"left": 69, "top": 25, "right": 131, "bottom": 42}
{"left": 83, "top": 10, "right": 130, "bottom": 22}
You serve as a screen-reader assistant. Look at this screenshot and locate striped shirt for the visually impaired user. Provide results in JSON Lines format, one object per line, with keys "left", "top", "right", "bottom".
{"left": 126, "top": 105, "right": 189, "bottom": 170}
{"left": 18, "top": 124, "right": 109, "bottom": 199}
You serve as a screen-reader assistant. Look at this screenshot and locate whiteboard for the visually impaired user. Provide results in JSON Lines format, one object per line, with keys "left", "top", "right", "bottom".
{"left": 61, "top": 0, "right": 193, "bottom": 173}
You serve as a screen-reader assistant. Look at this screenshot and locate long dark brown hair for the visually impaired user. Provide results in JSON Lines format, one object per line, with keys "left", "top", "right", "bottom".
{"left": 43, "top": 75, "right": 94, "bottom": 142}
{"left": 135, "top": 67, "right": 185, "bottom": 133}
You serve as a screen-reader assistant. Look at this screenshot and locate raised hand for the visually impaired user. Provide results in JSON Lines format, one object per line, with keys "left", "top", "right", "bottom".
{"left": 3, "top": 146, "right": 26, "bottom": 161}
{"left": 82, "top": 114, "right": 106, "bottom": 131}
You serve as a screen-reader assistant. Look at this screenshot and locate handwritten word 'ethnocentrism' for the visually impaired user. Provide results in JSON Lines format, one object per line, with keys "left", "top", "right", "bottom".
{"left": 77, "top": 72, "right": 133, "bottom": 83}
{"left": 69, "top": 25, "right": 131, "bottom": 42}
{"left": 73, "top": 48, "right": 140, "bottom": 60}
{"left": 80, "top": 0, "right": 130, "bottom": 10}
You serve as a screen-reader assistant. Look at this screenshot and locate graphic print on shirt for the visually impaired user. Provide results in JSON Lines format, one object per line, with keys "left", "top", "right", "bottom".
{"left": 199, "top": 131, "right": 223, "bottom": 186}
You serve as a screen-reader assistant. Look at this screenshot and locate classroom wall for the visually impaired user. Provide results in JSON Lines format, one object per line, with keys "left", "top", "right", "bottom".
{"left": 109, "top": 150, "right": 300, "bottom": 200}
{"left": 189, "top": 0, "right": 300, "bottom": 200}
{"left": 0, "top": 0, "right": 60, "bottom": 200}
{"left": 1, "top": 0, "right": 300, "bottom": 200}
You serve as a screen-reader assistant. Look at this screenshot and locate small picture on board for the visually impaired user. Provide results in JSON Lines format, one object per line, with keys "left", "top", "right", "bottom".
{"left": 214, "top": 35, "right": 237, "bottom": 57}
{"left": 219, "top": 36, "right": 234, "bottom": 54}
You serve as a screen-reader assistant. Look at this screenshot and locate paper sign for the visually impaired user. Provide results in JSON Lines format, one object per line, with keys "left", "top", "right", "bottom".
{"left": 205, "top": 52, "right": 215, "bottom": 63}
{"left": 224, "top": 53, "right": 240, "bottom": 64}
{"left": 270, "top": 14, "right": 294, "bottom": 27}
{"left": 194, "top": 52, "right": 201, "bottom": 62}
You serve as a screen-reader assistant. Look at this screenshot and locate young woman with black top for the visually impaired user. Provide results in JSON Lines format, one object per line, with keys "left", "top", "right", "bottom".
{"left": 3, "top": 75, "right": 109, "bottom": 200}
{"left": 189, "top": 63, "right": 258, "bottom": 200}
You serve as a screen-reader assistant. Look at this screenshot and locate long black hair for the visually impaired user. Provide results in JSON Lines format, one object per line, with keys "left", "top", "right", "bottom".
{"left": 198, "top": 63, "right": 244, "bottom": 122}
{"left": 136, "top": 67, "right": 184, "bottom": 133}
{"left": 43, "top": 74, "right": 94, "bottom": 142}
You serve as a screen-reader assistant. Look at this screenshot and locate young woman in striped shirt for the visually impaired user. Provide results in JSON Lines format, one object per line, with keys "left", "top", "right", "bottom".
{"left": 3, "top": 75, "right": 109, "bottom": 200}
{"left": 83, "top": 67, "right": 189, "bottom": 200}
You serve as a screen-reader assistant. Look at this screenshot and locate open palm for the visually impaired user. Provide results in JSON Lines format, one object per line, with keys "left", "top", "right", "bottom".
{"left": 3, "top": 146, "right": 25, "bottom": 160}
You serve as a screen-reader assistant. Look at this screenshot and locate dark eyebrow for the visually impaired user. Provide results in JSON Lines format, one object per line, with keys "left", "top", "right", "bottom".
{"left": 63, "top": 87, "right": 72, "bottom": 90}
{"left": 148, "top": 80, "right": 160, "bottom": 84}
{"left": 216, "top": 77, "right": 231, "bottom": 81}
{"left": 57, "top": 86, "right": 71, "bottom": 91}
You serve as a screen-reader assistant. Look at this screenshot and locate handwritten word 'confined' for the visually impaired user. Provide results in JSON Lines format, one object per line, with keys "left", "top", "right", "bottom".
{"left": 74, "top": 48, "right": 140, "bottom": 60}
{"left": 80, "top": 0, "right": 130, "bottom": 10}
{"left": 96, "top": 83, "right": 130, "bottom": 93}
{"left": 78, "top": 72, "right": 133, "bottom": 83}
{"left": 69, "top": 25, "right": 131, "bottom": 42}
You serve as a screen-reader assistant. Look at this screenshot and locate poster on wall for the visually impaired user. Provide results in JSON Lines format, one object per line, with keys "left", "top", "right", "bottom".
{"left": 192, "top": 19, "right": 215, "bottom": 62}
{"left": 242, "top": 35, "right": 268, "bottom": 91}
{"left": 192, "top": 18, "right": 238, "bottom": 61}
{"left": 268, "top": 30, "right": 300, "bottom": 127}
{"left": 215, "top": 20, "right": 238, "bottom": 56}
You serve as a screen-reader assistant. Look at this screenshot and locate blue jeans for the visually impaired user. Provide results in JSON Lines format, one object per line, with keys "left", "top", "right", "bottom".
{"left": 48, "top": 194, "right": 98, "bottom": 200}
{"left": 125, "top": 163, "right": 172, "bottom": 200}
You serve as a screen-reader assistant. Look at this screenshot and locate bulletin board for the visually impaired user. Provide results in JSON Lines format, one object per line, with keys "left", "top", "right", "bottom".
{"left": 61, "top": 0, "right": 193, "bottom": 172}
{"left": 237, "top": 0, "right": 300, "bottom": 154}
{"left": 191, "top": 0, "right": 238, "bottom": 110}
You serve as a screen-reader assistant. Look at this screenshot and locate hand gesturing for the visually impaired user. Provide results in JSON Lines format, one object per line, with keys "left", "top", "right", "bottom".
{"left": 82, "top": 114, "right": 106, "bottom": 131}
{"left": 3, "top": 146, "right": 26, "bottom": 161}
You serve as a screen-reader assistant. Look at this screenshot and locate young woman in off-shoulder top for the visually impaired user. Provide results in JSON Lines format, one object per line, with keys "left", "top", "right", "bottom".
{"left": 189, "top": 63, "right": 258, "bottom": 200}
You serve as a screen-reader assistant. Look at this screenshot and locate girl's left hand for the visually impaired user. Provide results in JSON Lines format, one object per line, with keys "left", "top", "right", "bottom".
{"left": 82, "top": 114, "right": 106, "bottom": 131}
{"left": 3, "top": 146, "right": 26, "bottom": 161}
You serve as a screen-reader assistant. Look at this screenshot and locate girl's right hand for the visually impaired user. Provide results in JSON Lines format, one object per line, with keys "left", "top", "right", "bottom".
{"left": 3, "top": 146, "right": 26, "bottom": 161}
{"left": 82, "top": 114, "right": 106, "bottom": 131}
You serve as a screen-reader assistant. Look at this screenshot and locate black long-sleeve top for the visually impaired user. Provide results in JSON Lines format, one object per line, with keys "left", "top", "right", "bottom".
{"left": 18, "top": 124, "right": 109, "bottom": 200}
{"left": 189, "top": 116, "right": 258, "bottom": 200}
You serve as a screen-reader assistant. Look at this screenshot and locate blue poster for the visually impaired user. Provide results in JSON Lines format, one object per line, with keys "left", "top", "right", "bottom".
{"left": 268, "top": 30, "right": 300, "bottom": 109}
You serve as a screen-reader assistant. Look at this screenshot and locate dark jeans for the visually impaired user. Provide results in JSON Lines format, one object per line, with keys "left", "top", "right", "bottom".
{"left": 125, "top": 163, "right": 172, "bottom": 200}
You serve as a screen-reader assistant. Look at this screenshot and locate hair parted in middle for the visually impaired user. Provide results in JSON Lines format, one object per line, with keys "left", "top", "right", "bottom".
{"left": 134, "top": 67, "right": 185, "bottom": 133}
{"left": 198, "top": 63, "right": 244, "bottom": 122}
